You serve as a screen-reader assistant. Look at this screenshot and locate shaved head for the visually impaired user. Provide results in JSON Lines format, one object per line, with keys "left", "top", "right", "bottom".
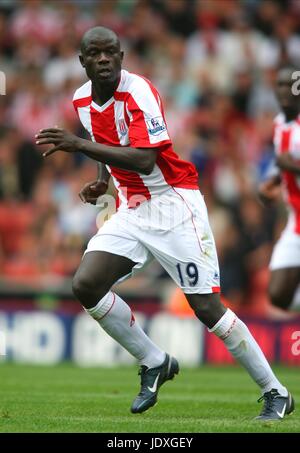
{"left": 80, "top": 26, "right": 120, "bottom": 54}
{"left": 79, "top": 26, "right": 123, "bottom": 87}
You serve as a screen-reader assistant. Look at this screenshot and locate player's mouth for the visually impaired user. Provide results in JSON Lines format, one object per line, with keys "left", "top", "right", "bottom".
{"left": 97, "top": 68, "right": 113, "bottom": 78}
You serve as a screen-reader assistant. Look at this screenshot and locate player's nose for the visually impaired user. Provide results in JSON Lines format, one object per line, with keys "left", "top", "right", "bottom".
{"left": 97, "top": 52, "right": 110, "bottom": 64}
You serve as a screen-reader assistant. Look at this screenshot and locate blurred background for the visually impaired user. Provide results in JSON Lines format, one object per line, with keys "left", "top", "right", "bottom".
{"left": 0, "top": 0, "right": 299, "bottom": 367}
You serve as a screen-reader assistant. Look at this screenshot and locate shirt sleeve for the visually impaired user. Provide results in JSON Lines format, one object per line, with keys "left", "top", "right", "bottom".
{"left": 126, "top": 78, "right": 172, "bottom": 148}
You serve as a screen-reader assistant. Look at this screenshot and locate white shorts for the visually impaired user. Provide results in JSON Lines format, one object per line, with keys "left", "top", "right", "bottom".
{"left": 85, "top": 188, "right": 220, "bottom": 294}
{"left": 270, "top": 217, "right": 300, "bottom": 270}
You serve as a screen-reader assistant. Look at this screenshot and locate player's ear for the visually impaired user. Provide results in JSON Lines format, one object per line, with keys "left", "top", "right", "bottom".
{"left": 79, "top": 54, "right": 85, "bottom": 68}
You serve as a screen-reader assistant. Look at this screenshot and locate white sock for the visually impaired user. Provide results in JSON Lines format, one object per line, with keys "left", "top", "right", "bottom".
{"left": 209, "top": 309, "right": 288, "bottom": 396}
{"left": 85, "top": 291, "right": 165, "bottom": 368}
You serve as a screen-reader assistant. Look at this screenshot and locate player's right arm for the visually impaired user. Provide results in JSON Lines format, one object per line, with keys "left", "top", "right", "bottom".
{"left": 276, "top": 153, "right": 300, "bottom": 175}
{"left": 79, "top": 163, "right": 110, "bottom": 205}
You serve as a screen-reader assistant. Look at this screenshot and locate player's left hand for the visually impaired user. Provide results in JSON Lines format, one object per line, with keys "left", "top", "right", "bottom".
{"left": 35, "top": 127, "right": 81, "bottom": 157}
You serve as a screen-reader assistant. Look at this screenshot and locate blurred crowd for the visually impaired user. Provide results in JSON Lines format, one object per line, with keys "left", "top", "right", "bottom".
{"left": 0, "top": 0, "right": 299, "bottom": 313}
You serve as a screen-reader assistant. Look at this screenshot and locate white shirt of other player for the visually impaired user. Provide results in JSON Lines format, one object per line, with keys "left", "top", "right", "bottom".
{"left": 273, "top": 112, "right": 300, "bottom": 233}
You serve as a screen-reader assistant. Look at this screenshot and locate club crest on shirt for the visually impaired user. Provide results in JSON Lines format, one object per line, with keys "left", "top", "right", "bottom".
{"left": 146, "top": 116, "right": 166, "bottom": 136}
{"left": 118, "top": 118, "right": 128, "bottom": 136}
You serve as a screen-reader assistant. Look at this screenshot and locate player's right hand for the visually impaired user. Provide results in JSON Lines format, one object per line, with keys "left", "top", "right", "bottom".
{"left": 79, "top": 180, "right": 109, "bottom": 205}
{"left": 258, "top": 179, "right": 282, "bottom": 205}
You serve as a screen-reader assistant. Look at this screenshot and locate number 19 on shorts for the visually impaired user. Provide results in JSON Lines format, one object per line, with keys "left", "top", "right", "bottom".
{"left": 176, "top": 263, "right": 199, "bottom": 287}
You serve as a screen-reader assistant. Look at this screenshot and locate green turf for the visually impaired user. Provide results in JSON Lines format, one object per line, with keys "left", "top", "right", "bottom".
{"left": 0, "top": 363, "right": 299, "bottom": 433}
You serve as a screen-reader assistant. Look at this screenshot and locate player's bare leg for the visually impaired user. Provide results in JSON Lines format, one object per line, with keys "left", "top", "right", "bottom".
{"left": 72, "top": 250, "right": 178, "bottom": 414}
{"left": 186, "top": 292, "right": 226, "bottom": 329}
{"left": 269, "top": 268, "right": 300, "bottom": 310}
{"left": 185, "top": 292, "right": 294, "bottom": 421}
{"left": 73, "top": 250, "right": 134, "bottom": 309}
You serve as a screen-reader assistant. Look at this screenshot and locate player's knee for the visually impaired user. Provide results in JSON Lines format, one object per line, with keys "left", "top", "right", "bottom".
{"left": 186, "top": 293, "right": 226, "bottom": 328}
{"left": 72, "top": 271, "right": 109, "bottom": 305}
{"left": 193, "top": 303, "right": 211, "bottom": 324}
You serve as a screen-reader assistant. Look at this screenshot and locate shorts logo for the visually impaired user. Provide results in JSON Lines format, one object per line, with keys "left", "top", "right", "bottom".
{"left": 118, "top": 118, "right": 128, "bottom": 136}
{"left": 146, "top": 116, "right": 166, "bottom": 136}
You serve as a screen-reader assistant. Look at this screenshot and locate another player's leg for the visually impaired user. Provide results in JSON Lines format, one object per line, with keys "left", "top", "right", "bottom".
{"left": 72, "top": 250, "right": 178, "bottom": 414}
{"left": 269, "top": 229, "right": 300, "bottom": 311}
{"left": 186, "top": 292, "right": 295, "bottom": 421}
{"left": 269, "top": 268, "right": 300, "bottom": 310}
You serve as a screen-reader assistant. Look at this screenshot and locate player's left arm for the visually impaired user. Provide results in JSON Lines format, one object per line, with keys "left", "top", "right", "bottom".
{"left": 276, "top": 152, "right": 300, "bottom": 175}
{"left": 35, "top": 128, "right": 157, "bottom": 175}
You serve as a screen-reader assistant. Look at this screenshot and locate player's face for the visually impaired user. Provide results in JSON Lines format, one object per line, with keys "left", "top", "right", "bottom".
{"left": 275, "top": 69, "right": 299, "bottom": 111}
{"left": 80, "top": 37, "right": 123, "bottom": 84}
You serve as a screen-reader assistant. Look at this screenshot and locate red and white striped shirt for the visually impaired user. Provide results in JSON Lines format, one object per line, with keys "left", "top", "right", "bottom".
{"left": 73, "top": 70, "right": 199, "bottom": 208}
{"left": 273, "top": 113, "right": 300, "bottom": 233}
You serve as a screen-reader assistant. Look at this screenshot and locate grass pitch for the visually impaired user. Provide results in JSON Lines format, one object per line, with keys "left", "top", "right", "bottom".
{"left": 0, "top": 363, "right": 299, "bottom": 433}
